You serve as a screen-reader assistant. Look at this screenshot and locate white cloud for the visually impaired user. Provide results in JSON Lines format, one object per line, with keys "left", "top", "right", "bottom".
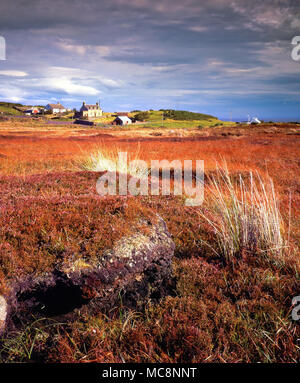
{"left": 40, "top": 77, "right": 101, "bottom": 96}
{"left": 48, "top": 66, "right": 84, "bottom": 76}
{"left": 56, "top": 40, "right": 87, "bottom": 55}
{"left": 56, "top": 40, "right": 111, "bottom": 57}
{"left": 0, "top": 70, "right": 27, "bottom": 77}
{"left": 152, "top": 64, "right": 189, "bottom": 72}
{"left": 208, "top": 60, "right": 226, "bottom": 66}
{"left": 188, "top": 26, "right": 208, "bottom": 33}
{"left": 93, "top": 46, "right": 111, "bottom": 57}
{"left": 0, "top": 86, "right": 28, "bottom": 102}
{"left": 47, "top": 66, "right": 123, "bottom": 89}
{"left": 96, "top": 77, "right": 123, "bottom": 88}
{"left": 225, "top": 68, "right": 255, "bottom": 74}
{"left": 230, "top": 1, "right": 292, "bottom": 29}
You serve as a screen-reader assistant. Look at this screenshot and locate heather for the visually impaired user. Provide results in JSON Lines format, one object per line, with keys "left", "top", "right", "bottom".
{"left": 0, "top": 122, "right": 299, "bottom": 362}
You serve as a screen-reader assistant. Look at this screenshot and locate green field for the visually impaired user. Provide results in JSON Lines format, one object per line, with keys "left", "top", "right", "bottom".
{"left": 95, "top": 110, "right": 234, "bottom": 129}
{"left": 0, "top": 102, "right": 23, "bottom": 115}
{"left": 134, "top": 110, "right": 233, "bottom": 129}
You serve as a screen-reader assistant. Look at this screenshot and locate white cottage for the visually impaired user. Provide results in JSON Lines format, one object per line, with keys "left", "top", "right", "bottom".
{"left": 113, "top": 116, "right": 132, "bottom": 125}
{"left": 45, "top": 103, "right": 67, "bottom": 114}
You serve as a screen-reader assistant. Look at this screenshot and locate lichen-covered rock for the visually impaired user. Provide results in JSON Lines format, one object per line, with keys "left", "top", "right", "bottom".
{"left": 0, "top": 295, "right": 7, "bottom": 333}
{"left": 2, "top": 215, "right": 175, "bottom": 333}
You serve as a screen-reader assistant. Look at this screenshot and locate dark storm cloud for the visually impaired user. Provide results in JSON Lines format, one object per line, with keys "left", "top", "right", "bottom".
{"left": 0, "top": 0, "right": 299, "bottom": 118}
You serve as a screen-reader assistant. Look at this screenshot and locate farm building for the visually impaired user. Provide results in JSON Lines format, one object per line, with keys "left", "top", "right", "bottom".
{"left": 80, "top": 101, "right": 103, "bottom": 119}
{"left": 24, "top": 107, "right": 40, "bottom": 115}
{"left": 113, "top": 116, "right": 132, "bottom": 125}
{"left": 45, "top": 103, "right": 66, "bottom": 114}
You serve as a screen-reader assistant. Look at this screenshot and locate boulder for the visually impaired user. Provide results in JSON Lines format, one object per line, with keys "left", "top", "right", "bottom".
{"left": 1, "top": 215, "right": 175, "bottom": 333}
{"left": 0, "top": 295, "right": 7, "bottom": 333}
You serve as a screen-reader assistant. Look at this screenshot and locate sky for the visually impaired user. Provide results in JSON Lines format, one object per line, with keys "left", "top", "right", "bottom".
{"left": 0, "top": 0, "right": 299, "bottom": 120}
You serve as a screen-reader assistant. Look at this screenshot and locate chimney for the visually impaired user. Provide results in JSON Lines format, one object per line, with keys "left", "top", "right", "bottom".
{"left": 83, "top": 101, "right": 86, "bottom": 105}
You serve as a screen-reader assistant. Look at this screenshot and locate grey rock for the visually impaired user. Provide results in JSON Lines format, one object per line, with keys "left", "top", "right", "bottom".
{"left": 0, "top": 295, "right": 7, "bottom": 333}
{"left": 2, "top": 215, "right": 175, "bottom": 333}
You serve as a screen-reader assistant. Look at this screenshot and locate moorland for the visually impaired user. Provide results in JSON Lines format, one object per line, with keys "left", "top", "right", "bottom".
{"left": 0, "top": 114, "right": 299, "bottom": 362}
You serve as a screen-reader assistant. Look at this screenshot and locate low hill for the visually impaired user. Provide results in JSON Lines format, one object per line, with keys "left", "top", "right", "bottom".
{"left": 160, "top": 109, "right": 217, "bottom": 121}
{"left": 0, "top": 101, "right": 24, "bottom": 115}
{"left": 130, "top": 109, "right": 229, "bottom": 129}
{"left": 132, "top": 109, "right": 218, "bottom": 122}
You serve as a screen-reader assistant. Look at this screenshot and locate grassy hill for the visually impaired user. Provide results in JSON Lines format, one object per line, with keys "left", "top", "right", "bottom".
{"left": 93, "top": 112, "right": 116, "bottom": 124}
{"left": 160, "top": 109, "right": 217, "bottom": 120}
{"left": 130, "top": 109, "right": 233, "bottom": 129}
{"left": 0, "top": 102, "right": 24, "bottom": 115}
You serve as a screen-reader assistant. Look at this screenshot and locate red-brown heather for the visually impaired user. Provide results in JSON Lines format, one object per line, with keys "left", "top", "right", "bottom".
{"left": 0, "top": 121, "right": 299, "bottom": 362}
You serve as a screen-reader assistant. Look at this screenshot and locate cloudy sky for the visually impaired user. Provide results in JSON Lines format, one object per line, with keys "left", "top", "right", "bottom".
{"left": 0, "top": 0, "right": 299, "bottom": 120}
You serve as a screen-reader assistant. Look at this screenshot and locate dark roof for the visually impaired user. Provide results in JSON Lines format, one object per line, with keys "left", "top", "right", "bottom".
{"left": 82, "top": 104, "right": 101, "bottom": 110}
{"left": 115, "top": 116, "right": 132, "bottom": 123}
{"left": 47, "top": 103, "right": 66, "bottom": 109}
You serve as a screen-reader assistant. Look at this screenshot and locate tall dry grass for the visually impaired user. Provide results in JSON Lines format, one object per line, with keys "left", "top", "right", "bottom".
{"left": 77, "top": 144, "right": 149, "bottom": 179}
{"left": 201, "top": 164, "right": 287, "bottom": 261}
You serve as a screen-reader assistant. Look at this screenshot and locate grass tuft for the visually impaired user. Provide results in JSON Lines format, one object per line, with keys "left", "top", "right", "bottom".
{"left": 200, "top": 164, "right": 287, "bottom": 261}
{"left": 77, "top": 144, "right": 149, "bottom": 179}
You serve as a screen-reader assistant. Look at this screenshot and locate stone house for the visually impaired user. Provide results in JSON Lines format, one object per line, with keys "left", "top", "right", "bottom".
{"left": 80, "top": 102, "right": 103, "bottom": 119}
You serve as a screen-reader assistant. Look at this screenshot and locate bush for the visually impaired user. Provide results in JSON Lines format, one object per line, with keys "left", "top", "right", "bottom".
{"left": 134, "top": 112, "right": 150, "bottom": 121}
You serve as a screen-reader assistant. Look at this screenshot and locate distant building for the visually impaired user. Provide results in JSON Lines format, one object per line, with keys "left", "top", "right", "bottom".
{"left": 24, "top": 107, "right": 40, "bottom": 115}
{"left": 251, "top": 117, "right": 261, "bottom": 124}
{"left": 113, "top": 116, "right": 132, "bottom": 125}
{"left": 45, "top": 103, "right": 67, "bottom": 114}
{"left": 247, "top": 117, "right": 261, "bottom": 125}
{"left": 80, "top": 101, "right": 103, "bottom": 119}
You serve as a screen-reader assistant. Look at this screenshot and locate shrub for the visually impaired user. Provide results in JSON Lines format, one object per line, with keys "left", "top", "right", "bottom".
{"left": 134, "top": 112, "right": 150, "bottom": 121}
